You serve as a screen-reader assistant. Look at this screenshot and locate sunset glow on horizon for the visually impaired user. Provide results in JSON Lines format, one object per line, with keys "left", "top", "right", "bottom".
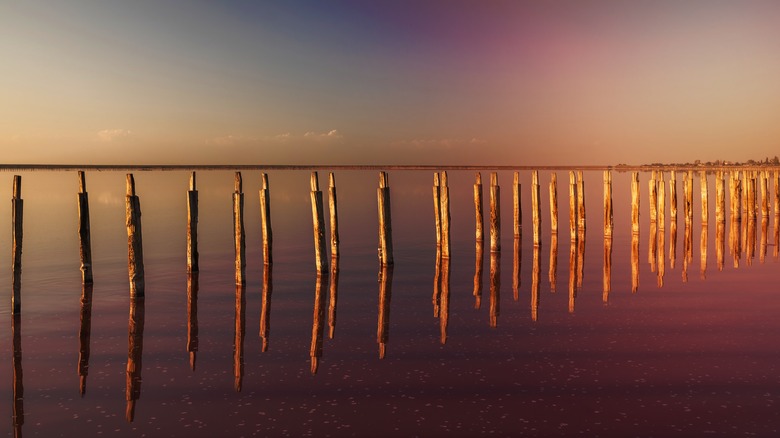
{"left": 2, "top": 1, "right": 779, "bottom": 165}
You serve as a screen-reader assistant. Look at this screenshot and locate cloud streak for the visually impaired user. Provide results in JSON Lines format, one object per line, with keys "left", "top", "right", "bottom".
{"left": 97, "top": 129, "right": 132, "bottom": 142}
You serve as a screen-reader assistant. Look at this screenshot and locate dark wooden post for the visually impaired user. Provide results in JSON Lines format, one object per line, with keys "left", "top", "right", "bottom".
{"left": 474, "top": 173, "right": 484, "bottom": 243}
{"left": 77, "top": 171, "right": 94, "bottom": 284}
{"left": 489, "top": 173, "right": 501, "bottom": 253}
{"left": 126, "top": 174, "right": 145, "bottom": 298}
{"left": 377, "top": 172, "right": 394, "bottom": 266}
{"left": 233, "top": 172, "right": 246, "bottom": 286}
{"left": 440, "top": 172, "right": 451, "bottom": 259}
{"left": 187, "top": 172, "right": 198, "bottom": 273}
{"left": 310, "top": 172, "right": 327, "bottom": 274}
{"left": 259, "top": 173, "right": 272, "bottom": 265}
{"left": 328, "top": 173, "right": 339, "bottom": 259}
{"left": 12, "top": 175, "right": 23, "bottom": 314}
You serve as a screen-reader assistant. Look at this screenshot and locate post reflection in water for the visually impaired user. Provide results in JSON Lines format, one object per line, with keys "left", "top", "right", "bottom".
{"left": 186, "top": 273, "right": 198, "bottom": 370}
{"left": 746, "top": 214, "right": 756, "bottom": 266}
{"left": 631, "top": 232, "right": 639, "bottom": 293}
{"left": 774, "top": 213, "right": 779, "bottom": 259}
{"left": 576, "top": 230, "right": 585, "bottom": 289}
{"left": 682, "top": 211, "right": 693, "bottom": 283}
{"left": 669, "top": 219, "right": 677, "bottom": 269}
{"left": 513, "top": 237, "right": 522, "bottom": 301}
{"left": 439, "top": 257, "right": 451, "bottom": 345}
{"left": 603, "top": 235, "right": 612, "bottom": 304}
{"left": 78, "top": 283, "right": 94, "bottom": 394}
{"left": 310, "top": 273, "right": 327, "bottom": 374}
{"left": 233, "top": 285, "right": 245, "bottom": 392}
{"left": 12, "top": 313, "right": 24, "bottom": 438}
{"left": 657, "top": 224, "right": 666, "bottom": 288}
{"left": 760, "top": 216, "right": 768, "bottom": 264}
{"left": 568, "top": 237, "right": 578, "bottom": 312}
{"left": 259, "top": 264, "right": 273, "bottom": 351}
{"left": 489, "top": 252, "right": 500, "bottom": 328}
{"left": 531, "top": 244, "right": 541, "bottom": 321}
{"left": 377, "top": 265, "right": 394, "bottom": 358}
{"left": 549, "top": 233, "right": 558, "bottom": 293}
{"left": 432, "top": 247, "right": 442, "bottom": 317}
{"left": 126, "top": 297, "right": 145, "bottom": 423}
{"left": 648, "top": 220, "right": 658, "bottom": 274}
{"left": 473, "top": 242, "right": 484, "bottom": 309}
{"left": 328, "top": 257, "right": 339, "bottom": 339}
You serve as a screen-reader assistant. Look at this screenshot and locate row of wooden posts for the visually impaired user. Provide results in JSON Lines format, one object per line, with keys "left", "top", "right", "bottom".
{"left": 8, "top": 168, "right": 780, "bottom": 315}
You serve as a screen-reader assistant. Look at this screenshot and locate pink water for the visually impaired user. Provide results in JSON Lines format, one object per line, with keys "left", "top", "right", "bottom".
{"left": 1, "top": 170, "right": 779, "bottom": 436}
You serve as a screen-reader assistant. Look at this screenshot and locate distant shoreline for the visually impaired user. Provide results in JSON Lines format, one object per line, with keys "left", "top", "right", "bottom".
{"left": 0, "top": 163, "right": 778, "bottom": 172}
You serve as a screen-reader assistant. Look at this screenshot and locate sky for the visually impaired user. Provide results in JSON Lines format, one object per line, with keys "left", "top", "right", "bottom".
{"left": 1, "top": 0, "right": 779, "bottom": 166}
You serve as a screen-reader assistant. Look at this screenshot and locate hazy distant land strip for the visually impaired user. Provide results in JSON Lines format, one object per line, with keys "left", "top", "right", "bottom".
{"left": 1, "top": 163, "right": 779, "bottom": 172}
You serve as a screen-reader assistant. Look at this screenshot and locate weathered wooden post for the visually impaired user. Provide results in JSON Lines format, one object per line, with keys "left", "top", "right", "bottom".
{"left": 531, "top": 170, "right": 541, "bottom": 246}
{"left": 760, "top": 170, "right": 769, "bottom": 218}
{"left": 474, "top": 173, "right": 484, "bottom": 243}
{"left": 11, "top": 175, "right": 23, "bottom": 313}
{"left": 631, "top": 172, "right": 640, "bottom": 235}
{"left": 515, "top": 171, "right": 523, "bottom": 239}
{"left": 685, "top": 170, "right": 694, "bottom": 226}
{"left": 378, "top": 172, "right": 394, "bottom": 266}
{"left": 77, "top": 171, "right": 94, "bottom": 284}
{"left": 670, "top": 171, "right": 678, "bottom": 223}
{"left": 603, "top": 170, "right": 613, "bottom": 237}
{"left": 569, "top": 171, "right": 578, "bottom": 241}
{"left": 550, "top": 172, "right": 558, "bottom": 234}
{"left": 328, "top": 173, "right": 339, "bottom": 259}
{"left": 310, "top": 172, "right": 327, "bottom": 274}
{"left": 657, "top": 172, "right": 665, "bottom": 231}
{"left": 126, "top": 174, "right": 145, "bottom": 298}
{"left": 440, "top": 171, "right": 451, "bottom": 259}
{"left": 715, "top": 171, "right": 725, "bottom": 225}
{"left": 433, "top": 173, "right": 442, "bottom": 247}
{"left": 232, "top": 173, "right": 246, "bottom": 285}
{"left": 489, "top": 172, "right": 501, "bottom": 253}
{"left": 187, "top": 172, "right": 198, "bottom": 273}
{"left": 774, "top": 170, "right": 779, "bottom": 217}
{"left": 649, "top": 171, "right": 658, "bottom": 226}
{"left": 700, "top": 171, "right": 709, "bottom": 225}
{"left": 577, "top": 171, "right": 586, "bottom": 231}
{"left": 259, "top": 173, "right": 272, "bottom": 265}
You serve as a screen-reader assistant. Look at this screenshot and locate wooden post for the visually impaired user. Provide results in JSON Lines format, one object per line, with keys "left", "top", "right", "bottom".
{"left": 603, "top": 170, "right": 613, "bottom": 237}
{"left": 233, "top": 172, "right": 246, "bottom": 286}
{"left": 569, "top": 171, "right": 578, "bottom": 241}
{"left": 514, "top": 171, "right": 523, "bottom": 238}
{"left": 126, "top": 174, "right": 145, "bottom": 298}
{"left": 11, "top": 176, "right": 23, "bottom": 314}
{"left": 549, "top": 172, "right": 558, "bottom": 234}
{"left": 187, "top": 172, "right": 198, "bottom": 273}
{"left": 631, "top": 172, "right": 640, "bottom": 235}
{"left": 76, "top": 171, "right": 94, "bottom": 284}
{"left": 474, "top": 173, "right": 484, "bottom": 243}
{"left": 761, "top": 170, "right": 769, "bottom": 218}
{"left": 310, "top": 172, "right": 327, "bottom": 273}
{"left": 531, "top": 171, "right": 540, "bottom": 246}
{"left": 328, "top": 173, "right": 339, "bottom": 259}
{"left": 669, "top": 170, "right": 677, "bottom": 222}
{"left": 657, "top": 172, "right": 665, "bottom": 231}
{"left": 577, "top": 171, "right": 586, "bottom": 231}
{"left": 489, "top": 173, "right": 501, "bottom": 253}
{"left": 433, "top": 173, "right": 442, "bottom": 247}
{"left": 686, "top": 170, "right": 694, "bottom": 226}
{"left": 774, "top": 170, "right": 779, "bottom": 217}
{"left": 648, "top": 171, "right": 658, "bottom": 225}
{"left": 259, "top": 173, "right": 273, "bottom": 265}
{"left": 700, "top": 171, "right": 709, "bottom": 225}
{"left": 377, "top": 172, "right": 394, "bottom": 266}
{"left": 715, "top": 171, "right": 725, "bottom": 224}
{"left": 440, "top": 171, "right": 451, "bottom": 259}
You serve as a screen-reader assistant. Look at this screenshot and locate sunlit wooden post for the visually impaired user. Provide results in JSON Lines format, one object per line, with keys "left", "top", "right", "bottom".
{"left": 658, "top": 171, "right": 665, "bottom": 225}
{"left": 328, "top": 173, "right": 339, "bottom": 260}
{"left": 685, "top": 170, "right": 694, "bottom": 226}
{"left": 569, "top": 171, "right": 578, "bottom": 241}
{"left": 440, "top": 171, "right": 451, "bottom": 259}
{"left": 259, "top": 173, "right": 272, "bottom": 265}
{"left": 515, "top": 171, "right": 523, "bottom": 239}
{"left": 126, "top": 174, "right": 145, "bottom": 298}
{"left": 773, "top": 170, "right": 779, "bottom": 217}
{"left": 186, "top": 172, "right": 198, "bottom": 273}
{"left": 11, "top": 175, "right": 23, "bottom": 313}
{"left": 531, "top": 171, "right": 541, "bottom": 246}
{"left": 577, "top": 170, "right": 586, "bottom": 231}
{"left": 433, "top": 173, "right": 442, "bottom": 247}
{"left": 631, "top": 172, "right": 640, "bottom": 235}
{"left": 603, "top": 170, "right": 613, "bottom": 237}
{"left": 489, "top": 172, "right": 501, "bottom": 253}
{"left": 715, "top": 171, "right": 725, "bottom": 224}
{"left": 760, "top": 170, "right": 769, "bottom": 218}
{"left": 233, "top": 172, "right": 246, "bottom": 285}
{"left": 669, "top": 170, "right": 677, "bottom": 223}
{"left": 310, "top": 172, "right": 327, "bottom": 274}
{"left": 648, "top": 171, "right": 658, "bottom": 226}
{"left": 377, "top": 172, "right": 394, "bottom": 266}
{"left": 474, "top": 172, "right": 484, "bottom": 243}
{"left": 700, "top": 171, "right": 709, "bottom": 225}
{"left": 549, "top": 172, "right": 558, "bottom": 234}
{"left": 76, "top": 171, "right": 94, "bottom": 285}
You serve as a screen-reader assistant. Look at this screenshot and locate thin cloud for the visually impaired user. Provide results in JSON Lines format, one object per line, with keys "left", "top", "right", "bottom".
{"left": 97, "top": 129, "right": 132, "bottom": 142}
{"left": 206, "top": 129, "right": 343, "bottom": 146}
{"left": 393, "top": 137, "right": 487, "bottom": 149}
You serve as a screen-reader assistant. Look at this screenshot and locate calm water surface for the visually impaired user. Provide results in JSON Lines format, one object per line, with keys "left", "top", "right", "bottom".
{"left": 2, "top": 169, "right": 780, "bottom": 436}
